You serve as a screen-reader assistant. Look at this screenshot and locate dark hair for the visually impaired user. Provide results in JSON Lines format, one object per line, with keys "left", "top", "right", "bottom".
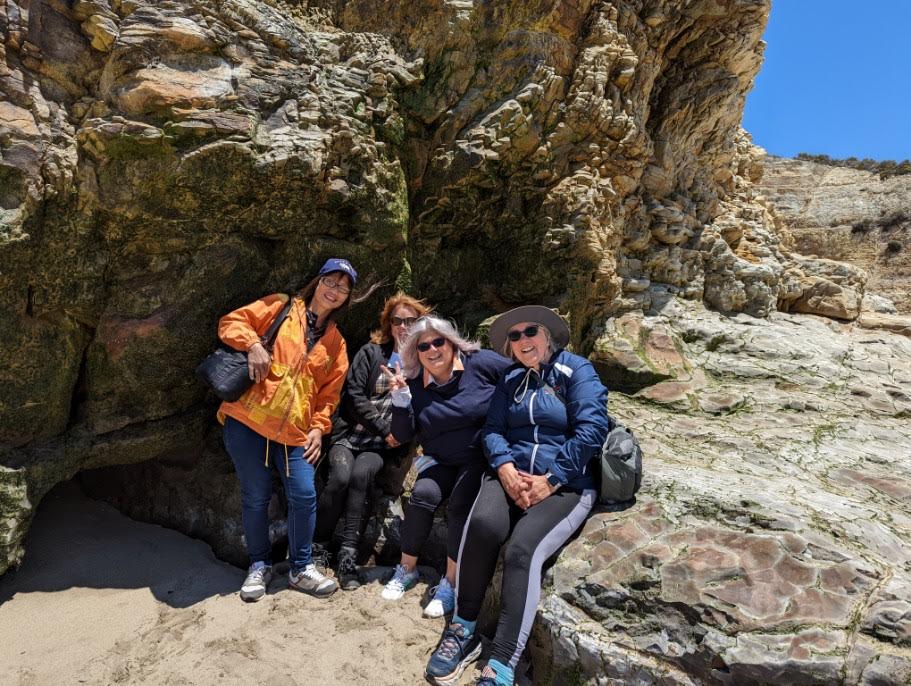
{"left": 297, "top": 271, "right": 382, "bottom": 324}
{"left": 370, "top": 291, "right": 433, "bottom": 344}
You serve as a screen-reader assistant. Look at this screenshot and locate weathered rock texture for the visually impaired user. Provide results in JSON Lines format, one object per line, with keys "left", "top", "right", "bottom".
{"left": 759, "top": 156, "right": 911, "bottom": 314}
{"left": 533, "top": 295, "right": 911, "bottom": 685}
{"left": 3, "top": 0, "right": 785, "bottom": 572}
{"left": 4, "top": 1, "right": 911, "bottom": 683}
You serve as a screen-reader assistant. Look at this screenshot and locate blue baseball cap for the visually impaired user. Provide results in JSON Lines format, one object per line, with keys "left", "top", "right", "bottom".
{"left": 318, "top": 258, "right": 358, "bottom": 285}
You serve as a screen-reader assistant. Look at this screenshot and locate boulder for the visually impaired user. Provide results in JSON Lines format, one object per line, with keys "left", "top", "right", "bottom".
{"left": 529, "top": 298, "right": 911, "bottom": 684}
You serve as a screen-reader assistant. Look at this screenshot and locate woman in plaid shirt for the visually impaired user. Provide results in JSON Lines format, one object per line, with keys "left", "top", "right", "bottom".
{"left": 313, "top": 292, "right": 431, "bottom": 590}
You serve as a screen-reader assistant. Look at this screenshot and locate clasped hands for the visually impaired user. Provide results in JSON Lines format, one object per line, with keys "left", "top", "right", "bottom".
{"left": 497, "top": 462, "right": 556, "bottom": 509}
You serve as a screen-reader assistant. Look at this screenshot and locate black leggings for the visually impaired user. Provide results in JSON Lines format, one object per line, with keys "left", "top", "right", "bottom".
{"left": 455, "top": 471, "right": 595, "bottom": 668}
{"left": 400, "top": 460, "right": 485, "bottom": 561}
{"left": 315, "top": 444, "right": 390, "bottom": 549}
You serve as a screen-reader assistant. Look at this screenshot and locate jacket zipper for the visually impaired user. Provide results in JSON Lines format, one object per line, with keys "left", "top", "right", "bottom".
{"left": 528, "top": 390, "right": 539, "bottom": 474}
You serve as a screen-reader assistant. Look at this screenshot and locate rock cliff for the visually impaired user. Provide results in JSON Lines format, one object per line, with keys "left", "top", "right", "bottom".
{"left": 3, "top": 1, "right": 911, "bottom": 683}
{"left": 1, "top": 0, "right": 776, "bottom": 571}
{"left": 758, "top": 155, "right": 911, "bottom": 314}
{"left": 537, "top": 295, "right": 911, "bottom": 684}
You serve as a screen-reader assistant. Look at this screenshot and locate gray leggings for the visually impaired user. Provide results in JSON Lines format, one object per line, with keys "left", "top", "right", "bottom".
{"left": 455, "top": 471, "right": 595, "bottom": 668}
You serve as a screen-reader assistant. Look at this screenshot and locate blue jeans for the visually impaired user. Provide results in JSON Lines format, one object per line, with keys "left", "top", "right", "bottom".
{"left": 223, "top": 417, "right": 317, "bottom": 572}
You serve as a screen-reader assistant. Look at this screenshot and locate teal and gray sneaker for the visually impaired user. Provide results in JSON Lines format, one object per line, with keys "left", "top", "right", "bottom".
{"left": 424, "top": 622, "right": 482, "bottom": 686}
{"left": 381, "top": 563, "right": 420, "bottom": 600}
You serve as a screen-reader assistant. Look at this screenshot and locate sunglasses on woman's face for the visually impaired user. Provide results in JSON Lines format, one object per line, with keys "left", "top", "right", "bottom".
{"left": 416, "top": 337, "right": 447, "bottom": 352}
{"left": 507, "top": 325, "right": 540, "bottom": 342}
{"left": 391, "top": 316, "right": 417, "bottom": 327}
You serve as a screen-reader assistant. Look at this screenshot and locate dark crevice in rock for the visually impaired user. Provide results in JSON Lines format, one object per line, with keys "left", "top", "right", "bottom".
{"left": 24, "top": 285, "right": 33, "bottom": 317}
{"left": 65, "top": 325, "right": 96, "bottom": 432}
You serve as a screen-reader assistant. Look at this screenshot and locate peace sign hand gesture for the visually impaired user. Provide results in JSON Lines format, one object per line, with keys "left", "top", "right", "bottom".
{"left": 380, "top": 362, "right": 407, "bottom": 392}
{"left": 382, "top": 362, "right": 412, "bottom": 410}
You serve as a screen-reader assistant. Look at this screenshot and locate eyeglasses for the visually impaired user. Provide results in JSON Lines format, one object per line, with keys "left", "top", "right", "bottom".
{"left": 507, "top": 325, "right": 540, "bottom": 342}
{"left": 320, "top": 276, "right": 351, "bottom": 295}
{"left": 391, "top": 316, "right": 418, "bottom": 327}
{"left": 416, "top": 337, "right": 447, "bottom": 352}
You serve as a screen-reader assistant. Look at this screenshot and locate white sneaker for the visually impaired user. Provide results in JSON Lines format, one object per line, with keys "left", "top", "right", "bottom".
{"left": 240, "top": 561, "right": 272, "bottom": 602}
{"left": 381, "top": 564, "right": 420, "bottom": 600}
{"left": 423, "top": 576, "right": 455, "bottom": 618}
{"left": 289, "top": 564, "right": 338, "bottom": 598}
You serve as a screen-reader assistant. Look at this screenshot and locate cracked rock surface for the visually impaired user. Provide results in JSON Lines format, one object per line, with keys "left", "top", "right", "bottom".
{"left": 532, "top": 295, "right": 911, "bottom": 684}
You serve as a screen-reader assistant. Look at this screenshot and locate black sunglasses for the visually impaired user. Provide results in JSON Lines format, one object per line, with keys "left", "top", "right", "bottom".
{"left": 416, "top": 337, "right": 447, "bottom": 352}
{"left": 391, "top": 316, "right": 418, "bottom": 327}
{"left": 507, "top": 325, "right": 540, "bottom": 342}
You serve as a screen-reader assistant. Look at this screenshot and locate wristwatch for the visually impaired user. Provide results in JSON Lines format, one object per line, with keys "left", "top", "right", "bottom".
{"left": 544, "top": 472, "right": 562, "bottom": 490}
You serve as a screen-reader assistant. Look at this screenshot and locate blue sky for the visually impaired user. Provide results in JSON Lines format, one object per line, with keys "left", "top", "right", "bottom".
{"left": 743, "top": 1, "right": 911, "bottom": 161}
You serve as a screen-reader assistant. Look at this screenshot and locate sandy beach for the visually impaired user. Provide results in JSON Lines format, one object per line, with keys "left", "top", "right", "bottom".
{"left": 0, "top": 483, "right": 464, "bottom": 686}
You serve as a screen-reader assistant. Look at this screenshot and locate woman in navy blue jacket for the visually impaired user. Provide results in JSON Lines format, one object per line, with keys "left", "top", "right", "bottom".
{"left": 423, "top": 306, "right": 608, "bottom": 686}
{"left": 381, "top": 315, "right": 511, "bottom": 619}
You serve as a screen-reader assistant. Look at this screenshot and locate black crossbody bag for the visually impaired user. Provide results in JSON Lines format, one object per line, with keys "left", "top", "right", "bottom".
{"left": 195, "top": 297, "right": 294, "bottom": 402}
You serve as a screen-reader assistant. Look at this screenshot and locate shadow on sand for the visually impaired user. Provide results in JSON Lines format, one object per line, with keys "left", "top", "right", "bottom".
{"left": 0, "top": 481, "right": 240, "bottom": 609}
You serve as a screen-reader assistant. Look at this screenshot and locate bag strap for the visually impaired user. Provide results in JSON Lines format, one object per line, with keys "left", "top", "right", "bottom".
{"left": 260, "top": 296, "right": 293, "bottom": 351}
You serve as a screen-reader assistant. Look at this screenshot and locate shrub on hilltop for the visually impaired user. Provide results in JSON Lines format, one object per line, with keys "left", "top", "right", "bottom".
{"left": 796, "top": 153, "right": 911, "bottom": 179}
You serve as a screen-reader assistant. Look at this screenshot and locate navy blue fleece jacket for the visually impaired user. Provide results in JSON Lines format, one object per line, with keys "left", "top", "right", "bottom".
{"left": 391, "top": 349, "right": 511, "bottom": 466}
{"left": 482, "top": 349, "right": 609, "bottom": 490}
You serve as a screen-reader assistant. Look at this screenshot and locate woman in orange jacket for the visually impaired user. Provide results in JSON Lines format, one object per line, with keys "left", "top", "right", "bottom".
{"left": 217, "top": 258, "right": 367, "bottom": 602}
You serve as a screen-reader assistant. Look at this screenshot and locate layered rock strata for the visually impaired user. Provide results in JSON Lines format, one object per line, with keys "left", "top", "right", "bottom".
{"left": 758, "top": 155, "right": 911, "bottom": 314}
{"left": 533, "top": 295, "right": 911, "bottom": 685}
{"left": 2, "top": 0, "right": 785, "bottom": 574}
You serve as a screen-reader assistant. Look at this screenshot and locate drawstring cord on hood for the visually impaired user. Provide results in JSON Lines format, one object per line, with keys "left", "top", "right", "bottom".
{"left": 264, "top": 437, "right": 269, "bottom": 468}
{"left": 513, "top": 367, "right": 538, "bottom": 404}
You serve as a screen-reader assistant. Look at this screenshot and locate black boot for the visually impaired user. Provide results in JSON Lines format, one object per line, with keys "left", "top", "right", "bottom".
{"left": 311, "top": 541, "right": 332, "bottom": 571}
{"left": 337, "top": 546, "right": 361, "bottom": 590}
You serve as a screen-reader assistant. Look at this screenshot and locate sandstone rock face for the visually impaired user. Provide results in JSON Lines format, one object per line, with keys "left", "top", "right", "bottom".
{"left": 758, "top": 156, "right": 911, "bottom": 313}
{"left": 533, "top": 295, "right": 911, "bottom": 685}
{"left": 3, "top": 3, "right": 910, "bottom": 683}
{"left": 1, "top": 0, "right": 785, "bottom": 574}
{"left": 1, "top": 0, "right": 419, "bottom": 570}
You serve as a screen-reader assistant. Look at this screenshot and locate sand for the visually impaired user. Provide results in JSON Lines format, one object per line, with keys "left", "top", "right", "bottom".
{"left": 0, "top": 483, "right": 467, "bottom": 686}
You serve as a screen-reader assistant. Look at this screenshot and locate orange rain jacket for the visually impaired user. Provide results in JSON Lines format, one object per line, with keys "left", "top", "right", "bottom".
{"left": 216, "top": 293, "right": 349, "bottom": 447}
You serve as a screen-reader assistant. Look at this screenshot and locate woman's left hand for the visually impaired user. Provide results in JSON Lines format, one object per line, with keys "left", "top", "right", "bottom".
{"left": 518, "top": 473, "right": 558, "bottom": 508}
{"left": 303, "top": 428, "right": 323, "bottom": 463}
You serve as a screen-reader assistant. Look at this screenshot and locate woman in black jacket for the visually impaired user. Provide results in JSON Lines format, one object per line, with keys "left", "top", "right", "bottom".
{"left": 313, "top": 292, "right": 431, "bottom": 589}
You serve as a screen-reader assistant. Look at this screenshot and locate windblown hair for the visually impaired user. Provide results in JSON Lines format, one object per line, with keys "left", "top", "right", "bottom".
{"left": 501, "top": 324, "right": 553, "bottom": 363}
{"left": 400, "top": 315, "right": 481, "bottom": 379}
{"left": 296, "top": 270, "right": 382, "bottom": 325}
{"left": 370, "top": 291, "right": 433, "bottom": 344}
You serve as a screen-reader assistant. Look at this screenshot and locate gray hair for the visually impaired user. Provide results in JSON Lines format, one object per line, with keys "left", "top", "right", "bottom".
{"left": 400, "top": 315, "right": 481, "bottom": 379}
{"left": 500, "top": 323, "right": 553, "bottom": 363}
